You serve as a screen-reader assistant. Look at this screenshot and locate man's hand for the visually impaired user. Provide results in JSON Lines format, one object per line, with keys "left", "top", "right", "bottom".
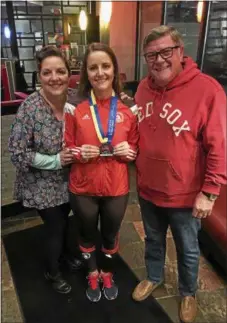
{"left": 113, "top": 141, "right": 137, "bottom": 160}
{"left": 120, "top": 92, "right": 133, "bottom": 102}
{"left": 192, "top": 192, "right": 215, "bottom": 218}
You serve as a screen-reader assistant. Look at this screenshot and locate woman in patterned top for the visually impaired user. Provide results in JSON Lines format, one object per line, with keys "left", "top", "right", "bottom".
{"left": 8, "top": 46, "right": 82, "bottom": 294}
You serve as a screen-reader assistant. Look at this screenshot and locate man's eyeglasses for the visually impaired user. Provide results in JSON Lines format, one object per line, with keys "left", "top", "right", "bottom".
{"left": 144, "top": 46, "right": 180, "bottom": 63}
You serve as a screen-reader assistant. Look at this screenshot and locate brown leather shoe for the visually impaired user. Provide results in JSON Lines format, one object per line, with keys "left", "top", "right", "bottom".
{"left": 179, "top": 296, "right": 197, "bottom": 323}
{"left": 132, "top": 280, "right": 163, "bottom": 302}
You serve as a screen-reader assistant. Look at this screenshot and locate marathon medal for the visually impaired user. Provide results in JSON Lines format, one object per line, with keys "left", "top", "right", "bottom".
{"left": 99, "top": 143, "right": 114, "bottom": 157}
{"left": 89, "top": 90, "right": 117, "bottom": 157}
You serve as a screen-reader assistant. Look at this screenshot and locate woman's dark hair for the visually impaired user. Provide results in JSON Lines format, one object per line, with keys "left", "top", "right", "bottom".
{"left": 36, "top": 45, "right": 70, "bottom": 75}
{"left": 78, "top": 42, "right": 122, "bottom": 97}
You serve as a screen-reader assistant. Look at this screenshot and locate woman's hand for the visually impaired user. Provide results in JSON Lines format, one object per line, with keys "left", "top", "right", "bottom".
{"left": 113, "top": 141, "right": 137, "bottom": 160}
{"left": 60, "top": 148, "right": 75, "bottom": 166}
{"left": 81, "top": 144, "right": 100, "bottom": 160}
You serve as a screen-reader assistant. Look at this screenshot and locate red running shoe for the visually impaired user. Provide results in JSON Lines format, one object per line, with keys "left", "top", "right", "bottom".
{"left": 86, "top": 272, "right": 101, "bottom": 302}
{"left": 100, "top": 272, "right": 118, "bottom": 300}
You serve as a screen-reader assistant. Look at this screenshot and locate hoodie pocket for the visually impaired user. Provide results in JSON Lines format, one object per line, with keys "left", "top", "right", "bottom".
{"left": 137, "top": 156, "right": 183, "bottom": 194}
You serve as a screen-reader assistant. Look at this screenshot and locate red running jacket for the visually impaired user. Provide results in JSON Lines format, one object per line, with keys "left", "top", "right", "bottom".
{"left": 64, "top": 96, "right": 139, "bottom": 196}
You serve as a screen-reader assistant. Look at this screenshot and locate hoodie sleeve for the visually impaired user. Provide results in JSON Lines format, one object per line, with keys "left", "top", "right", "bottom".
{"left": 128, "top": 114, "right": 139, "bottom": 151}
{"left": 201, "top": 89, "right": 227, "bottom": 195}
{"left": 32, "top": 152, "right": 62, "bottom": 170}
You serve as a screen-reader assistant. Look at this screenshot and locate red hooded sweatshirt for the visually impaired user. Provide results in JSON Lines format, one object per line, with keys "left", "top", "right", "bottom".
{"left": 135, "top": 57, "right": 226, "bottom": 208}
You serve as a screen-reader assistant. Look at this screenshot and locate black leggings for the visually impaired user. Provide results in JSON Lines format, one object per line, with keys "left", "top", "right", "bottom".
{"left": 37, "top": 203, "right": 71, "bottom": 276}
{"left": 69, "top": 193, "right": 128, "bottom": 272}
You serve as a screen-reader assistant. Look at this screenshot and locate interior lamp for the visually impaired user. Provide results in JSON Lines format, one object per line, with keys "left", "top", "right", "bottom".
{"left": 79, "top": 10, "right": 88, "bottom": 31}
{"left": 4, "top": 25, "right": 11, "bottom": 39}
{"left": 197, "top": 1, "right": 204, "bottom": 23}
{"left": 67, "top": 23, "right": 71, "bottom": 35}
{"left": 100, "top": 1, "right": 112, "bottom": 28}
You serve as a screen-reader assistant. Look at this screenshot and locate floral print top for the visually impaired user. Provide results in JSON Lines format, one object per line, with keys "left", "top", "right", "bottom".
{"left": 8, "top": 89, "right": 80, "bottom": 210}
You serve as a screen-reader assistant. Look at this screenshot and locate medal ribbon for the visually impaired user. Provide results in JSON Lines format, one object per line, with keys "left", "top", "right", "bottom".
{"left": 89, "top": 90, "right": 117, "bottom": 144}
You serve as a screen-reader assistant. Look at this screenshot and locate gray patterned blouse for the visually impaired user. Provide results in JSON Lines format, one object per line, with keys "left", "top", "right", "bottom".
{"left": 8, "top": 89, "right": 80, "bottom": 210}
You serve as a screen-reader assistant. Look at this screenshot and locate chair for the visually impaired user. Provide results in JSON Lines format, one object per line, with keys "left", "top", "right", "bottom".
{"left": 69, "top": 74, "right": 80, "bottom": 89}
{"left": 14, "top": 92, "right": 29, "bottom": 100}
{"left": 199, "top": 185, "right": 227, "bottom": 272}
{"left": 120, "top": 73, "right": 127, "bottom": 83}
{"left": 1, "top": 92, "right": 28, "bottom": 116}
{"left": 1, "top": 99, "right": 23, "bottom": 116}
{"left": 1, "top": 64, "right": 11, "bottom": 101}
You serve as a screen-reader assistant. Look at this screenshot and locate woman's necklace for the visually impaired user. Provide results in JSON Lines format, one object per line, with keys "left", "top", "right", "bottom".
{"left": 40, "top": 89, "right": 66, "bottom": 121}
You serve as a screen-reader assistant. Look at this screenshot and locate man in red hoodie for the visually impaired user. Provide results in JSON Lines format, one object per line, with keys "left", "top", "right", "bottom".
{"left": 131, "top": 26, "right": 226, "bottom": 323}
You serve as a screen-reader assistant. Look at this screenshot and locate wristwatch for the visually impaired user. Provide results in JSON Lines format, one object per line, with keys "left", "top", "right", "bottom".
{"left": 202, "top": 191, "right": 218, "bottom": 201}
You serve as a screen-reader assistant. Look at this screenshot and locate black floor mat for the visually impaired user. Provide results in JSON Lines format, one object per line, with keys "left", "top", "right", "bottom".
{"left": 3, "top": 217, "right": 173, "bottom": 323}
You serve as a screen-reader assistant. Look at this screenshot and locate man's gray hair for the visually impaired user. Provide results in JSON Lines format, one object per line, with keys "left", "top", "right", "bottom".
{"left": 143, "top": 25, "right": 184, "bottom": 50}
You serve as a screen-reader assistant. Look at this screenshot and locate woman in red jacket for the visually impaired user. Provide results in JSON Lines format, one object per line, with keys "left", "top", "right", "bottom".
{"left": 64, "top": 43, "right": 138, "bottom": 302}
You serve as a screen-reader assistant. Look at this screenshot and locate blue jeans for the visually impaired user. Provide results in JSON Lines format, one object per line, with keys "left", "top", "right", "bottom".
{"left": 139, "top": 196, "right": 201, "bottom": 296}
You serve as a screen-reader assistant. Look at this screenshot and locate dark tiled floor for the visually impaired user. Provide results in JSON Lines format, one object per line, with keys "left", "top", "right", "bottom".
{"left": 133, "top": 216, "right": 227, "bottom": 323}
{"left": 1, "top": 165, "right": 227, "bottom": 322}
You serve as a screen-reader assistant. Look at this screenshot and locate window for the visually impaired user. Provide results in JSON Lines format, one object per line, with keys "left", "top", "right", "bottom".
{"left": 138, "top": 1, "right": 163, "bottom": 79}
{"left": 202, "top": 1, "right": 227, "bottom": 93}
{"left": 1, "top": 2, "right": 12, "bottom": 58}
{"left": 1, "top": 1, "right": 90, "bottom": 87}
{"left": 165, "top": 1, "right": 201, "bottom": 61}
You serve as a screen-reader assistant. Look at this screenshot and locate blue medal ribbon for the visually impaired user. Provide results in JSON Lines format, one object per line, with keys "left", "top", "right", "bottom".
{"left": 89, "top": 90, "right": 117, "bottom": 144}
